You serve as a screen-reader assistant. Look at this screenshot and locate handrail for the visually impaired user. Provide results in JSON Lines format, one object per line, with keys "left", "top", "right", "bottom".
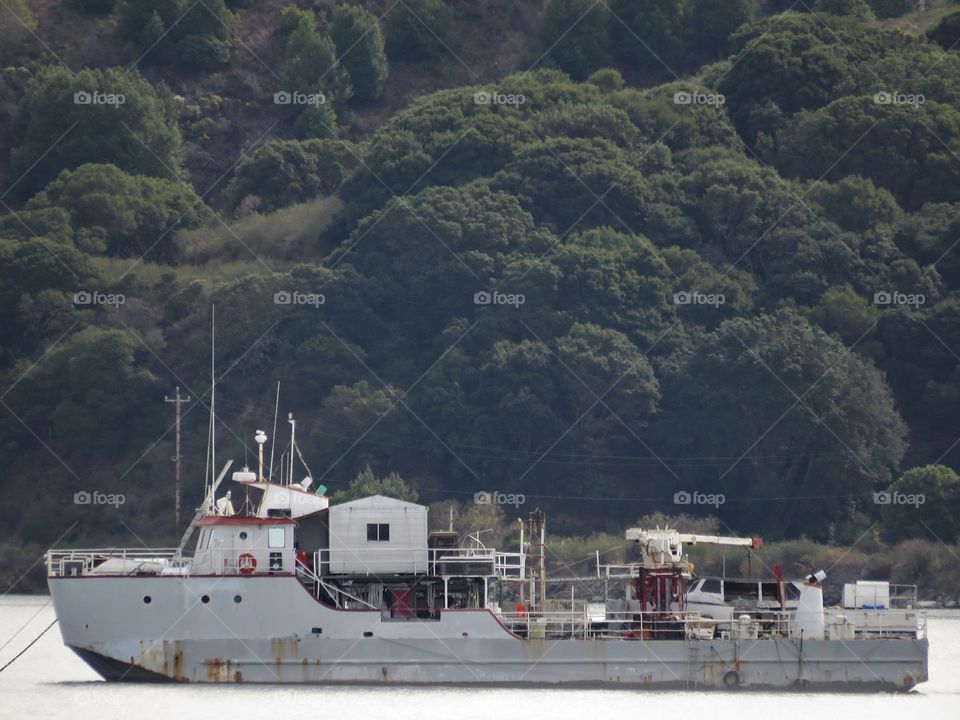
{"left": 46, "top": 548, "right": 182, "bottom": 577}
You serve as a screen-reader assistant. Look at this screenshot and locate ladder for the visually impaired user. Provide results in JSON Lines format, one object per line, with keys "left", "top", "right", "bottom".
{"left": 686, "top": 638, "right": 700, "bottom": 688}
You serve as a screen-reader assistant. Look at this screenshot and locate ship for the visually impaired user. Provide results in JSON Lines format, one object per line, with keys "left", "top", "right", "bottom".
{"left": 46, "top": 414, "right": 929, "bottom": 690}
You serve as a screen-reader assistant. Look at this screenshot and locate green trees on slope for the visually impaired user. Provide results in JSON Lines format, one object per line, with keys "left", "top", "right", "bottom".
{"left": 119, "top": 0, "right": 233, "bottom": 69}
{"left": 659, "top": 310, "right": 908, "bottom": 536}
{"left": 12, "top": 66, "right": 183, "bottom": 198}
{"left": 26, "top": 164, "right": 203, "bottom": 261}
{"left": 331, "top": 5, "right": 389, "bottom": 105}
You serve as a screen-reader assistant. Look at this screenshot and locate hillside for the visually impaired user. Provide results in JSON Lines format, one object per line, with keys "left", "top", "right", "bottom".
{"left": 2, "top": 0, "right": 960, "bottom": 595}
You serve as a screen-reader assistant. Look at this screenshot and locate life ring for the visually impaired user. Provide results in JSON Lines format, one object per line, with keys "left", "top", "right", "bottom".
{"left": 238, "top": 553, "right": 257, "bottom": 575}
{"left": 722, "top": 670, "right": 741, "bottom": 688}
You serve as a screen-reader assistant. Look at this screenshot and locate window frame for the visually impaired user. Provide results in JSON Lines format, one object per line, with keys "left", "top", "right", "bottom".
{"left": 268, "top": 527, "right": 286, "bottom": 548}
{"left": 366, "top": 523, "right": 390, "bottom": 542}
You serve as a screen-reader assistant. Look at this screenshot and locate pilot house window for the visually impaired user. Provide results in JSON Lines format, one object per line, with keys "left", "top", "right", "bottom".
{"left": 268, "top": 527, "right": 286, "bottom": 548}
{"left": 367, "top": 523, "right": 390, "bottom": 541}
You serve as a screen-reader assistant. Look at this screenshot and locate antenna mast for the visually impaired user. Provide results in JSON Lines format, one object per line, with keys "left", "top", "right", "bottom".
{"left": 211, "top": 304, "right": 216, "bottom": 499}
{"left": 288, "top": 413, "right": 296, "bottom": 486}
{"left": 269, "top": 382, "right": 280, "bottom": 481}
{"left": 165, "top": 387, "right": 191, "bottom": 529}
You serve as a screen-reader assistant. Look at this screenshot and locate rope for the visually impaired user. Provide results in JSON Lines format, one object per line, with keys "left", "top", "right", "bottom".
{"left": 0, "top": 619, "right": 57, "bottom": 673}
{"left": 0, "top": 600, "right": 49, "bottom": 652}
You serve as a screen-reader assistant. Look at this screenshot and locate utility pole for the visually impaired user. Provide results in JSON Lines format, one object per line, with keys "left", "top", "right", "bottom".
{"left": 165, "top": 387, "right": 191, "bottom": 529}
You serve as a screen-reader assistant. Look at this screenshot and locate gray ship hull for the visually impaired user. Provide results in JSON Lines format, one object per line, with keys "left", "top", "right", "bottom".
{"left": 49, "top": 576, "right": 928, "bottom": 690}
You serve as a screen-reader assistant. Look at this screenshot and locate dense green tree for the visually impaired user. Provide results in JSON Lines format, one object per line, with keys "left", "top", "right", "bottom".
{"left": 476, "top": 338, "right": 565, "bottom": 452}
{"left": 530, "top": 0, "right": 613, "bottom": 80}
{"left": 608, "top": 0, "right": 689, "bottom": 72}
{"left": 328, "top": 184, "right": 555, "bottom": 346}
{"left": 276, "top": 6, "right": 316, "bottom": 38}
{"left": 613, "top": 82, "right": 742, "bottom": 152}
{"left": 554, "top": 322, "right": 661, "bottom": 433}
{"left": 332, "top": 464, "right": 418, "bottom": 503}
{"left": 586, "top": 68, "right": 625, "bottom": 92}
{"left": 11, "top": 66, "right": 183, "bottom": 198}
{"left": 689, "top": 0, "right": 754, "bottom": 59}
{"left": 659, "top": 310, "right": 907, "bottom": 537}
{"left": 292, "top": 102, "right": 341, "bottom": 140}
{"left": 119, "top": 0, "right": 181, "bottom": 50}
{"left": 773, "top": 97, "right": 960, "bottom": 210}
{"left": 546, "top": 227, "right": 677, "bottom": 344}
{"left": 225, "top": 139, "right": 358, "bottom": 211}
{"left": 881, "top": 465, "right": 960, "bottom": 543}
{"left": 1, "top": 327, "right": 164, "bottom": 452}
{"left": 0, "top": 236, "right": 95, "bottom": 362}
{"left": 385, "top": 0, "right": 455, "bottom": 61}
{"left": 809, "top": 285, "right": 878, "bottom": 344}
{"left": 893, "top": 203, "right": 960, "bottom": 288}
{"left": 321, "top": 381, "right": 399, "bottom": 439}
{"left": 26, "top": 163, "right": 203, "bottom": 261}
{"left": 805, "top": 175, "right": 903, "bottom": 233}
{"left": 492, "top": 137, "right": 651, "bottom": 233}
{"left": 331, "top": 5, "right": 389, "bottom": 105}
{"left": 718, "top": 15, "right": 870, "bottom": 141}
{"left": 119, "top": 0, "right": 233, "bottom": 68}
{"left": 338, "top": 85, "right": 532, "bottom": 216}
{"left": 928, "top": 10, "right": 960, "bottom": 51}
{"left": 281, "top": 14, "right": 351, "bottom": 115}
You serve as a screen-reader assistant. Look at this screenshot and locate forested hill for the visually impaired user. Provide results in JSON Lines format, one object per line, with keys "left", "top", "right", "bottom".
{"left": 2, "top": 0, "right": 960, "bottom": 593}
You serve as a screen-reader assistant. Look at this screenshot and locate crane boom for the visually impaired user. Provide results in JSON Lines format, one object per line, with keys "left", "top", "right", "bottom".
{"left": 679, "top": 533, "right": 762, "bottom": 549}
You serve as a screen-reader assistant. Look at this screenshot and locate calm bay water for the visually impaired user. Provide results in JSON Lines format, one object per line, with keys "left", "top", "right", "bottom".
{"left": 1, "top": 594, "right": 958, "bottom": 720}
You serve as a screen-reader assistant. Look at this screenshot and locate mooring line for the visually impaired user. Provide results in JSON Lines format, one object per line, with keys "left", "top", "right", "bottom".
{"left": 0, "top": 619, "right": 58, "bottom": 673}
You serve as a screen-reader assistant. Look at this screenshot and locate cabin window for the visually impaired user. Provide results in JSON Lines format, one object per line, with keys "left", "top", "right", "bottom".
{"left": 701, "top": 579, "right": 722, "bottom": 594}
{"left": 367, "top": 523, "right": 390, "bottom": 541}
{"left": 268, "top": 527, "right": 286, "bottom": 548}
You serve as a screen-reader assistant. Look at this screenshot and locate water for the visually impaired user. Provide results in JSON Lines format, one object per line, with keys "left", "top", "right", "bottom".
{"left": 1, "top": 595, "right": 958, "bottom": 720}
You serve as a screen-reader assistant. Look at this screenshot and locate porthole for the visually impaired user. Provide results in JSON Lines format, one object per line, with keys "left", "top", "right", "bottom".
{"left": 143, "top": 596, "right": 152, "bottom": 604}
{"left": 201, "top": 595, "right": 210, "bottom": 604}
{"left": 239, "top": 531, "right": 248, "bottom": 540}
{"left": 234, "top": 595, "right": 242, "bottom": 604}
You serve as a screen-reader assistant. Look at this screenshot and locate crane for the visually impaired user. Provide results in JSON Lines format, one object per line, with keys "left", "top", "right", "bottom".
{"left": 625, "top": 527, "right": 762, "bottom": 569}
{"left": 621, "top": 527, "right": 764, "bottom": 617}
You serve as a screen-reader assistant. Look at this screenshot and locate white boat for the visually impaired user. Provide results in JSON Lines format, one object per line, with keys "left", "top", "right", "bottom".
{"left": 46, "top": 445, "right": 928, "bottom": 689}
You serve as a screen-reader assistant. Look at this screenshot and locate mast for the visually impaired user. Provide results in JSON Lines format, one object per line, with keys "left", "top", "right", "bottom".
{"left": 165, "top": 387, "right": 190, "bottom": 529}
{"left": 268, "top": 381, "right": 280, "bottom": 481}
{"left": 288, "top": 412, "right": 296, "bottom": 486}
{"left": 211, "top": 304, "right": 216, "bottom": 499}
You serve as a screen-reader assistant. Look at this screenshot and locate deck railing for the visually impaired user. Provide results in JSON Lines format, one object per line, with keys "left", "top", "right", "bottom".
{"left": 46, "top": 548, "right": 182, "bottom": 577}
{"left": 494, "top": 608, "right": 926, "bottom": 641}
{"left": 311, "top": 547, "right": 525, "bottom": 580}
